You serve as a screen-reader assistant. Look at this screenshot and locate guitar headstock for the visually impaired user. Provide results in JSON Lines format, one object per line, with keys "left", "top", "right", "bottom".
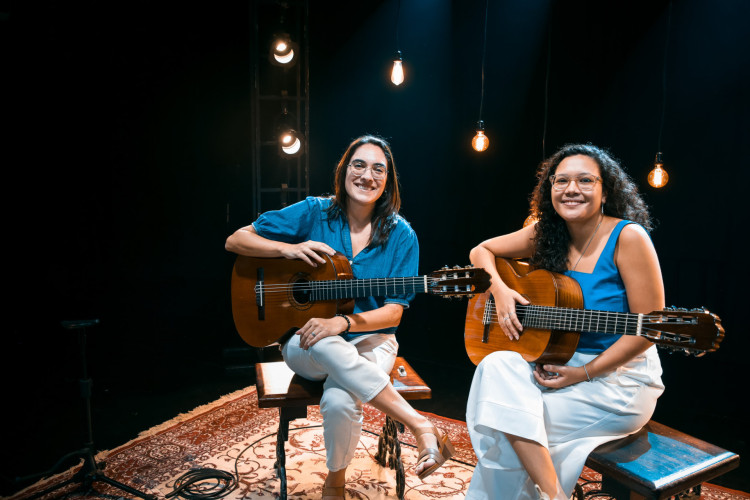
{"left": 644, "top": 307, "right": 725, "bottom": 356}
{"left": 427, "top": 265, "right": 491, "bottom": 299}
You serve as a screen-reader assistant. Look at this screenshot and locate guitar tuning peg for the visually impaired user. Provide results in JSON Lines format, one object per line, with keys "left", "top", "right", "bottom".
{"left": 453, "top": 265, "right": 461, "bottom": 269}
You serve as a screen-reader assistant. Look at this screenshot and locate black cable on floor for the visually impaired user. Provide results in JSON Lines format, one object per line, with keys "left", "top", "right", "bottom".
{"left": 165, "top": 424, "right": 324, "bottom": 499}
{"left": 165, "top": 468, "right": 236, "bottom": 499}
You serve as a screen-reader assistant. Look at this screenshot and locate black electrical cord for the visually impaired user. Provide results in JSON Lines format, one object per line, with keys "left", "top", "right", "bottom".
{"left": 165, "top": 469, "right": 236, "bottom": 500}
{"left": 165, "top": 424, "right": 323, "bottom": 499}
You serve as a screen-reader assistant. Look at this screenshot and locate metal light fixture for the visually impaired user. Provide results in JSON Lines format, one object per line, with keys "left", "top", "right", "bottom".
{"left": 276, "top": 105, "right": 304, "bottom": 158}
{"left": 269, "top": 32, "right": 298, "bottom": 67}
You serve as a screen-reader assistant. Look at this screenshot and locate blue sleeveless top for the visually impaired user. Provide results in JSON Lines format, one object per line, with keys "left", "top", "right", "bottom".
{"left": 564, "top": 220, "right": 634, "bottom": 354}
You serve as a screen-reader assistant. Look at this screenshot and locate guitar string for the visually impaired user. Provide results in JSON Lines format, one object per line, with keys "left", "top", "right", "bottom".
{"left": 254, "top": 277, "right": 458, "bottom": 293}
{"left": 483, "top": 303, "right": 691, "bottom": 336}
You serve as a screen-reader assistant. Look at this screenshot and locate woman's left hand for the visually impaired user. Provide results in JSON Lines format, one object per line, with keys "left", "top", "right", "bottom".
{"left": 297, "top": 316, "right": 349, "bottom": 350}
{"left": 533, "top": 363, "right": 588, "bottom": 389}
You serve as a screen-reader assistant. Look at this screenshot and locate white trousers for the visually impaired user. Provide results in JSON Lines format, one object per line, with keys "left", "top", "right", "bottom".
{"left": 281, "top": 333, "right": 398, "bottom": 471}
{"left": 465, "top": 347, "right": 664, "bottom": 500}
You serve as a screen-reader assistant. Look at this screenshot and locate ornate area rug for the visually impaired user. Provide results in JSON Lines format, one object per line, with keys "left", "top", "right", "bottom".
{"left": 8, "top": 386, "right": 747, "bottom": 500}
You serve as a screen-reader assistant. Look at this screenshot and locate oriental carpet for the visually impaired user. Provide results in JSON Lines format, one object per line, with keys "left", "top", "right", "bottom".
{"left": 7, "top": 386, "right": 747, "bottom": 500}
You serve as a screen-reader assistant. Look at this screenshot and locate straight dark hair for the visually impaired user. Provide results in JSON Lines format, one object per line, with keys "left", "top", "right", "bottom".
{"left": 326, "top": 135, "right": 402, "bottom": 247}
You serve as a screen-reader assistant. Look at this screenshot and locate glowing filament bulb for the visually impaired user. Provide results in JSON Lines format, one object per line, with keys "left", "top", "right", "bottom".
{"left": 648, "top": 152, "right": 669, "bottom": 188}
{"left": 391, "top": 51, "right": 404, "bottom": 85}
{"left": 472, "top": 121, "right": 489, "bottom": 152}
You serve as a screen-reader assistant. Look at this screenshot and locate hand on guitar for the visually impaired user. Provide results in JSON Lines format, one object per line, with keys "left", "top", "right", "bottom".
{"left": 533, "top": 362, "right": 588, "bottom": 389}
{"left": 491, "top": 284, "right": 530, "bottom": 341}
{"left": 297, "top": 315, "right": 350, "bottom": 350}
{"left": 280, "top": 240, "right": 336, "bottom": 267}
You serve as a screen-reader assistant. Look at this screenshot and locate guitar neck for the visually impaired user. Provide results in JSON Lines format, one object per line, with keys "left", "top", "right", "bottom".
{"left": 290, "top": 276, "right": 430, "bottom": 301}
{"left": 522, "top": 304, "right": 641, "bottom": 336}
{"left": 484, "top": 299, "right": 643, "bottom": 337}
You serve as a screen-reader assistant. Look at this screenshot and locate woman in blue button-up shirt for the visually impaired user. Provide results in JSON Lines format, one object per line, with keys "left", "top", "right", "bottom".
{"left": 226, "top": 135, "right": 454, "bottom": 499}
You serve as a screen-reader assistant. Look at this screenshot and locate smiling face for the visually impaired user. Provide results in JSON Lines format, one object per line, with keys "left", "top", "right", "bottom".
{"left": 551, "top": 154, "right": 606, "bottom": 223}
{"left": 344, "top": 143, "right": 388, "bottom": 209}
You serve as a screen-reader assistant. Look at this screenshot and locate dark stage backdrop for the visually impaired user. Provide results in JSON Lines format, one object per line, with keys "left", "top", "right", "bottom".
{"left": 3, "top": 0, "right": 748, "bottom": 494}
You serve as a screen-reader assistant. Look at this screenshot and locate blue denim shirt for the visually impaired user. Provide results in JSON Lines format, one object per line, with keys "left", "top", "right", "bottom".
{"left": 252, "top": 196, "right": 420, "bottom": 339}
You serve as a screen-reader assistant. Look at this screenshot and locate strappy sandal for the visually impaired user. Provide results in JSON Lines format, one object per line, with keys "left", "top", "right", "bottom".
{"left": 414, "top": 424, "right": 456, "bottom": 480}
{"left": 322, "top": 485, "right": 345, "bottom": 499}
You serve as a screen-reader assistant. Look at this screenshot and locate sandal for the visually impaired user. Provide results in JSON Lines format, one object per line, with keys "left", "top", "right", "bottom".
{"left": 414, "top": 424, "right": 456, "bottom": 480}
{"left": 322, "top": 486, "right": 345, "bottom": 499}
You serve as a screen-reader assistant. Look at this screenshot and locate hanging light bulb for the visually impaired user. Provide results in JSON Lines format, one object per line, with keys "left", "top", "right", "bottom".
{"left": 472, "top": 120, "right": 489, "bottom": 152}
{"left": 648, "top": 152, "right": 669, "bottom": 188}
{"left": 391, "top": 51, "right": 404, "bottom": 86}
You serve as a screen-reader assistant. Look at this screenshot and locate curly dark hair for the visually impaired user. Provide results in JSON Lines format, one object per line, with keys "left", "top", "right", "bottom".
{"left": 325, "top": 134, "right": 401, "bottom": 247}
{"left": 529, "top": 143, "right": 653, "bottom": 273}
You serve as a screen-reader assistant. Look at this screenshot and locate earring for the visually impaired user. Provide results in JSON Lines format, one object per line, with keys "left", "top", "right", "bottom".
{"left": 601, "top": 202, "right": 605, "bottom": 214}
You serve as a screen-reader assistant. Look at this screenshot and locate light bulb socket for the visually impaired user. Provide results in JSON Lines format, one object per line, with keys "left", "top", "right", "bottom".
{"left": 394, "top": 50, "right": 403, "bottom": 62}
{"left": 654, "top": 151, "right": 663, "bottom": 167}
{"left": 476, "top": 120, "right": 485, "bottom": 132}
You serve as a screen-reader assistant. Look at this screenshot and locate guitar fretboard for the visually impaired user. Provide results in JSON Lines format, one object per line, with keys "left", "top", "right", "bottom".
{"left": 308, "top": 277, "right": 430, "bottom": 300}
{"left": 484, "top": 298, "right": 643, "bottom": 337}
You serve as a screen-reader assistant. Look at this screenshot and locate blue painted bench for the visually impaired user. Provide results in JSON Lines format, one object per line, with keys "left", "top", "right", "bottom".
{"left": 584, "top": 420, "right": 740, "bottom": 499}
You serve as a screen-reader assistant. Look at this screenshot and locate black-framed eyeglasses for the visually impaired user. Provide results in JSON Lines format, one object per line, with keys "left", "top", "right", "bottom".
{"left": 347, "top": 161, "right": 388, "bottom": 179}
{"left": 549, "top": 174, "right": 601, "bottom": 192}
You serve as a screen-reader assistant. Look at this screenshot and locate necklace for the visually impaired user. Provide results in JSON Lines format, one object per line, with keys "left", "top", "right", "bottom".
{"left": 571, "top": 215, "right": 603, "bottom": 272}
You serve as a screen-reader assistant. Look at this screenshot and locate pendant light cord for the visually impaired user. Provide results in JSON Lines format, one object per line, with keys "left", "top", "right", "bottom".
{"left": 395, "top": 0, "right": 401, "bottom": 52}
{"left": 658, "top": 0, "right": 672, "bottom": 151}
{"left": 542, "top": 21, "right": 551, "bottom": 160}
{"left": 478, "top": 0, "right": 488, "bottom": 122}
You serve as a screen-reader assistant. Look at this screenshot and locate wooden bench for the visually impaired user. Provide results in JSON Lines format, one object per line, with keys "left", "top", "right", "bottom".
{"left": 255, "top": 356, "right": 431, "bottom": 500}
{"left": 584, "top": 420, "right": 740, "bottom": 499}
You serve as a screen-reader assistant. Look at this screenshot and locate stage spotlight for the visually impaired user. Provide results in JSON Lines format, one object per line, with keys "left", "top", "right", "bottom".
{"left": 270, "top": 32, "right": 298, "bottom": 67}
{"left": 280, "top": 130, "right": 303, "bottom": 156}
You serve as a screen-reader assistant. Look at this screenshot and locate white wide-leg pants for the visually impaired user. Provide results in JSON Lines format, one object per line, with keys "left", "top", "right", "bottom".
{"left": 465, "top": 347, "right": 664, "bottom": 500}
{"left": 281, "top": 333, "right": 398, "bottom": 471}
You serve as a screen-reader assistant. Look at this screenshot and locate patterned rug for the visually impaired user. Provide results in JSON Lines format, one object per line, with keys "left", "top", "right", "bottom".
{"left": 7, "top": 386, "right": 748, "bottom": 500}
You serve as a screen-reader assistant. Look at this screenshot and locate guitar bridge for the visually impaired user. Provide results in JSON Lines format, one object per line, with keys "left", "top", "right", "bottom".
{"left": 256, "top": 267, "right": 265, "bottom": 320}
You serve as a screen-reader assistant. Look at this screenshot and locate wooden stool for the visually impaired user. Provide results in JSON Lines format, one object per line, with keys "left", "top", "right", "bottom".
{"left": 255, "top": 356, "right": 431, "bottom": 500}
{"left": 584, "top": 420, "right": 740, "bottom": 499}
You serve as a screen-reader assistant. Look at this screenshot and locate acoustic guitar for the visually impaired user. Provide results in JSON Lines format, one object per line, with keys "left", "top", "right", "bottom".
{"left": 232, "top": 253, "right": 491, "bottom": 347}
{"left": 464, "top": 257, "right": 724, "bottom": 365}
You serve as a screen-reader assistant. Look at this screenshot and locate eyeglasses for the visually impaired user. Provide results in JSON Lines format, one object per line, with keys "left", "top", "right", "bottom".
{"left": 549, "top": 174, "right": 602, "bottom": 192}
{"left": 348, "top": 161, "right": 388, "bottom": 179}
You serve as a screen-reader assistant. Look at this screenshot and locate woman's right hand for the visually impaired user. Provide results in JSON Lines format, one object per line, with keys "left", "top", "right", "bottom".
{"left": 280, "top": 240, "right": 336, "bottom": 267}
{"left": 492, "top": 284, "right": 529, "bottom": 341}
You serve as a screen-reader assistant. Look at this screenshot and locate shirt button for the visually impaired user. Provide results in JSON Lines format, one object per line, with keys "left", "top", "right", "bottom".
{"left": 349, "top": 260, "right": 353, "bottom": 264}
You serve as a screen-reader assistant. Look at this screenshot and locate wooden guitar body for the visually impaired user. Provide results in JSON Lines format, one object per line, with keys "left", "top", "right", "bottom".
{"left": 232, "top": 254, "right": 490, "bottom": 347}
{"left": 464, "top": 257, "right": 583, "bottom": 365}
{"left": 464, "top": 258, "right": 724, "bottom": 366}
{"left": 232, "top": 253, "right": 354, "bottom": 347}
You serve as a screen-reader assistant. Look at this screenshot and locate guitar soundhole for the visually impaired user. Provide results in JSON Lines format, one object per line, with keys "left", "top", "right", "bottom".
{"left": 289, "top": 275, "right": 313, "bottom": 309}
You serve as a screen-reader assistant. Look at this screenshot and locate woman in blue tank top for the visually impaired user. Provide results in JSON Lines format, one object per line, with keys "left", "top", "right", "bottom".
{"left": 465, "top": 144, "right": 665, "bottom": 500}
